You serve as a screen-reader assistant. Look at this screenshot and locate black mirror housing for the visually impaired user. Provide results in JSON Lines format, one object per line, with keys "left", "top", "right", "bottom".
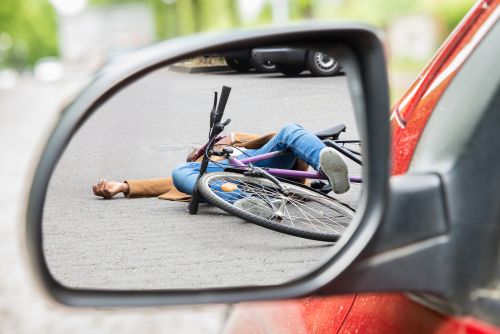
{"left": 25, "top": 23, "right": 391, "bottom": 307}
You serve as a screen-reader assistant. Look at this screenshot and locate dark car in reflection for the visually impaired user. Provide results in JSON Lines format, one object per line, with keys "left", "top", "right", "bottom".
{"left": 251, "top": 47, "right": 341, "bottom": 77}
{"left": 221, "top": 48, "right": 342, "bottom": 77}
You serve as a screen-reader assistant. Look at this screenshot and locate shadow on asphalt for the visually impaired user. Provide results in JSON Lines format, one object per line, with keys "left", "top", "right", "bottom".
{"left": 202, "top": 71, "right": 346, "bottom": 79}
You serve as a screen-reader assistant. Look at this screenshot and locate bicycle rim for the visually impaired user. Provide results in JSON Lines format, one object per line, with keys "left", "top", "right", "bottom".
{"left": 198, "top": 172, "right": 354, "bottom": 242}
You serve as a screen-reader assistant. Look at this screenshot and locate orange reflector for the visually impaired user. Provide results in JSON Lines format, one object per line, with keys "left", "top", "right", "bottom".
{"left": 221, "top": 182, "right": 238, "bottom": 192}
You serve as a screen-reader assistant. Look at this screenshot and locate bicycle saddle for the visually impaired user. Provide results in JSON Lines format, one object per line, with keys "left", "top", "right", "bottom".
{"left": 314, "top": 123, "right": 346, "bottom": 140}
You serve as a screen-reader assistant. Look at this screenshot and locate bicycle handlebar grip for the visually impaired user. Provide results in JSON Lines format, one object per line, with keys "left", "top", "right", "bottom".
{"left": 215, "top": 86, "right": 231, "bottom": 123}
{"left": 210, "top": 91, "right": 218, "bottom": 128}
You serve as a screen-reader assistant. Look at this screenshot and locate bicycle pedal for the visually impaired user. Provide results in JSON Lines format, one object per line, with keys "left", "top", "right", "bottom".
{"left": 311, "top": 180, "right": 327, "bottom": 189}
{"left": 310, "top": 180, "right": 332, "bottom": 194}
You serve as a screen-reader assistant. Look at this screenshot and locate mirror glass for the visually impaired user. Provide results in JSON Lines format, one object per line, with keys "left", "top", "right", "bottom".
{"left": 42, "top": 47, "right": 363, "bottom": 290}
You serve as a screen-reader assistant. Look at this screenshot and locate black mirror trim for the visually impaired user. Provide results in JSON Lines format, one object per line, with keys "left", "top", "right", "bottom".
{"left": 324, "top": 173, "right": 450, "bottom": 294}
{"left": 25, "top": 24, "right": 390, "bottom": 307}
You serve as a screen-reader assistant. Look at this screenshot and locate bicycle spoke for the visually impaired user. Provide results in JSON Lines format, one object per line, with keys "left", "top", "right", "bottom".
{"left": 285, "top": 197, "right": 339, "bottom": 233}
{"left": 213, "top": 175, "right": 350, "bottom": 232}
{"left": 200, "top": 172, "right": 354, "bottom": 241}
{"left": 285, "top": 188, "right": 351, "bottom": 223}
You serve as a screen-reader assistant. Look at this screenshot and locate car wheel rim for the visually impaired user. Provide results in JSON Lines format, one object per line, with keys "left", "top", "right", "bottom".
{"left": 314, "top": 52, "right": 336, "bottom": 72}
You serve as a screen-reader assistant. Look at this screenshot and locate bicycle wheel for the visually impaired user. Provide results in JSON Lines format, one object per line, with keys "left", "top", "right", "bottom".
{"left": 197, "top": 172, "right": 354, "bottom": 242}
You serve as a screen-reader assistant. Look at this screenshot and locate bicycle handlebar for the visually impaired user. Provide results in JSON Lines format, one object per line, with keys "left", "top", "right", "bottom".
{"left": 209, "top": 91, "right": 218, "bottom": 128}
{"left": 191, "top": 86, "right": 232, "bottom": 215}
{"left": 214, "top": 86, "right": 231, "bottom": 124}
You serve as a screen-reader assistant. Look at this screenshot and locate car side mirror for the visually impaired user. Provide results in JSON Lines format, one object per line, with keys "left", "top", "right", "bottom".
{"left": 25, "top": 24, "right": 392, "bottom": 307}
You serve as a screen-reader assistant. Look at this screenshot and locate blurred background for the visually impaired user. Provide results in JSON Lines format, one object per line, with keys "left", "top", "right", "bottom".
{"left": 0, "top": 0, "right": 475, "bottom": 99}
{"left": 0, "top": 1, "right": 476, "bottom": 333}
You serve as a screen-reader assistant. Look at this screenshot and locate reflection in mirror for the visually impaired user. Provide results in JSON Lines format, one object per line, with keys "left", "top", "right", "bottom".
{"left": 43, "top": 48, "right": 363, "bottom": 290}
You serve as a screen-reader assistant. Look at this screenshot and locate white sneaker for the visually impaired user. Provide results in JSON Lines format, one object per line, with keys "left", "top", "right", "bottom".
{"left": 319, "top": 147, "right": 350, "bottom": 194}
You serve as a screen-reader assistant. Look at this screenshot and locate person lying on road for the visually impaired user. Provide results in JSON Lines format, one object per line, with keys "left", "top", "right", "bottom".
{"left": 92, "top": 124, "right": 350, "bottom": 202}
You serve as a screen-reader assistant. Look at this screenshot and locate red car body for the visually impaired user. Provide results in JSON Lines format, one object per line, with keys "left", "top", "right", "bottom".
{"left": 225, "top": 1, "right": 500, "bottom": 333}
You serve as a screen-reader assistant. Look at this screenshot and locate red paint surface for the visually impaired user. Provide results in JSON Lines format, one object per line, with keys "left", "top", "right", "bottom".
{"left": 224, "top": 296, "right": 356, "bottom": 334}
{"left": 225, "top": 294, "right": 500, "bottom": 334}
{"left": 391, "top": 0, "right": 499, "bottom": 174}
{"left": 339, "top": 294, "right": 500, "bottom": 334}
{"left": 225, "top": 1, "right": 500, "bottom": 333}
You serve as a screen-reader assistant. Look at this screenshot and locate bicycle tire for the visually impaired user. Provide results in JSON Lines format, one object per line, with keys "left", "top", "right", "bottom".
{"left": 197, "top": 172, "right": 354, "bottom": 242}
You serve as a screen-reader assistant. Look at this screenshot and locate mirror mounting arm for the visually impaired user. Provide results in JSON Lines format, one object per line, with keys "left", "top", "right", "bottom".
{"left": 323, "top": 173, "right": 452, "bottom": 295}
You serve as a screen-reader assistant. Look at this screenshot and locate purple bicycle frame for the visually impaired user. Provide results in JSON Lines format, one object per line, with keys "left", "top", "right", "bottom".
{"left": 228, "top": 150, "right": 362, "bottom": 184}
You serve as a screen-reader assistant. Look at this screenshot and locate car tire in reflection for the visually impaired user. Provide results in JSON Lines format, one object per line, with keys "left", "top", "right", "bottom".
{"left": 306, "top": 51, "right": 341, "bottom": 77}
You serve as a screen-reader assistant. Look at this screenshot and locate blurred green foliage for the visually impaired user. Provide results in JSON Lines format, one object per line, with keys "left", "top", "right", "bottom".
{"left": 312, "top": 0, "right": 475, "bottom": 33}
{"left": 150, "top": 0, "right": 240, "bottom": 39}
{"left": 0, "top": 0, "right": 476, "bottom": 70}
{"left": 255, "top": 2, "right": 273, "bottom": 25}
{"left": 89, "top": 0, "right": 142, "bottom": 5}
{"left": 424, "top": 0, "right": 476, "bottom": 32}
{"left": 147, "top": 0, "right": 475, "bottom": 42}
{"left": 315, "top": 0, "right": 420, "bottom": 27}
{"left": 0, "top": 0, "right": 58, "bottom": 69}
{"left": 290, "top": 0, "right": 314, "bottom": 20}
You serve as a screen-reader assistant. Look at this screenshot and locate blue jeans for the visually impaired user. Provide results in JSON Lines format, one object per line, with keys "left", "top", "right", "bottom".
{"left": 172, "top": 124, "right": 326, "bottom": 196}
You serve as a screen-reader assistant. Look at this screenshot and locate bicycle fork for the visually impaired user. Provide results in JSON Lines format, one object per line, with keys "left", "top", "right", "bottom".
{"left": 244, "top": 166, "right": 291, "bottom": 220}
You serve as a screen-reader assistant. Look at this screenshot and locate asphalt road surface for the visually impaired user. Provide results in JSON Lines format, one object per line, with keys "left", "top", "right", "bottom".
{"left": 43, "top": 67, "right": 362, "bottom": 290}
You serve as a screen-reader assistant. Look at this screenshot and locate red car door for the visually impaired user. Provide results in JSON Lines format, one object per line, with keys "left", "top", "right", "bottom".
{"left": 225, "top": 1, "right": 500, "bottom": 333}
